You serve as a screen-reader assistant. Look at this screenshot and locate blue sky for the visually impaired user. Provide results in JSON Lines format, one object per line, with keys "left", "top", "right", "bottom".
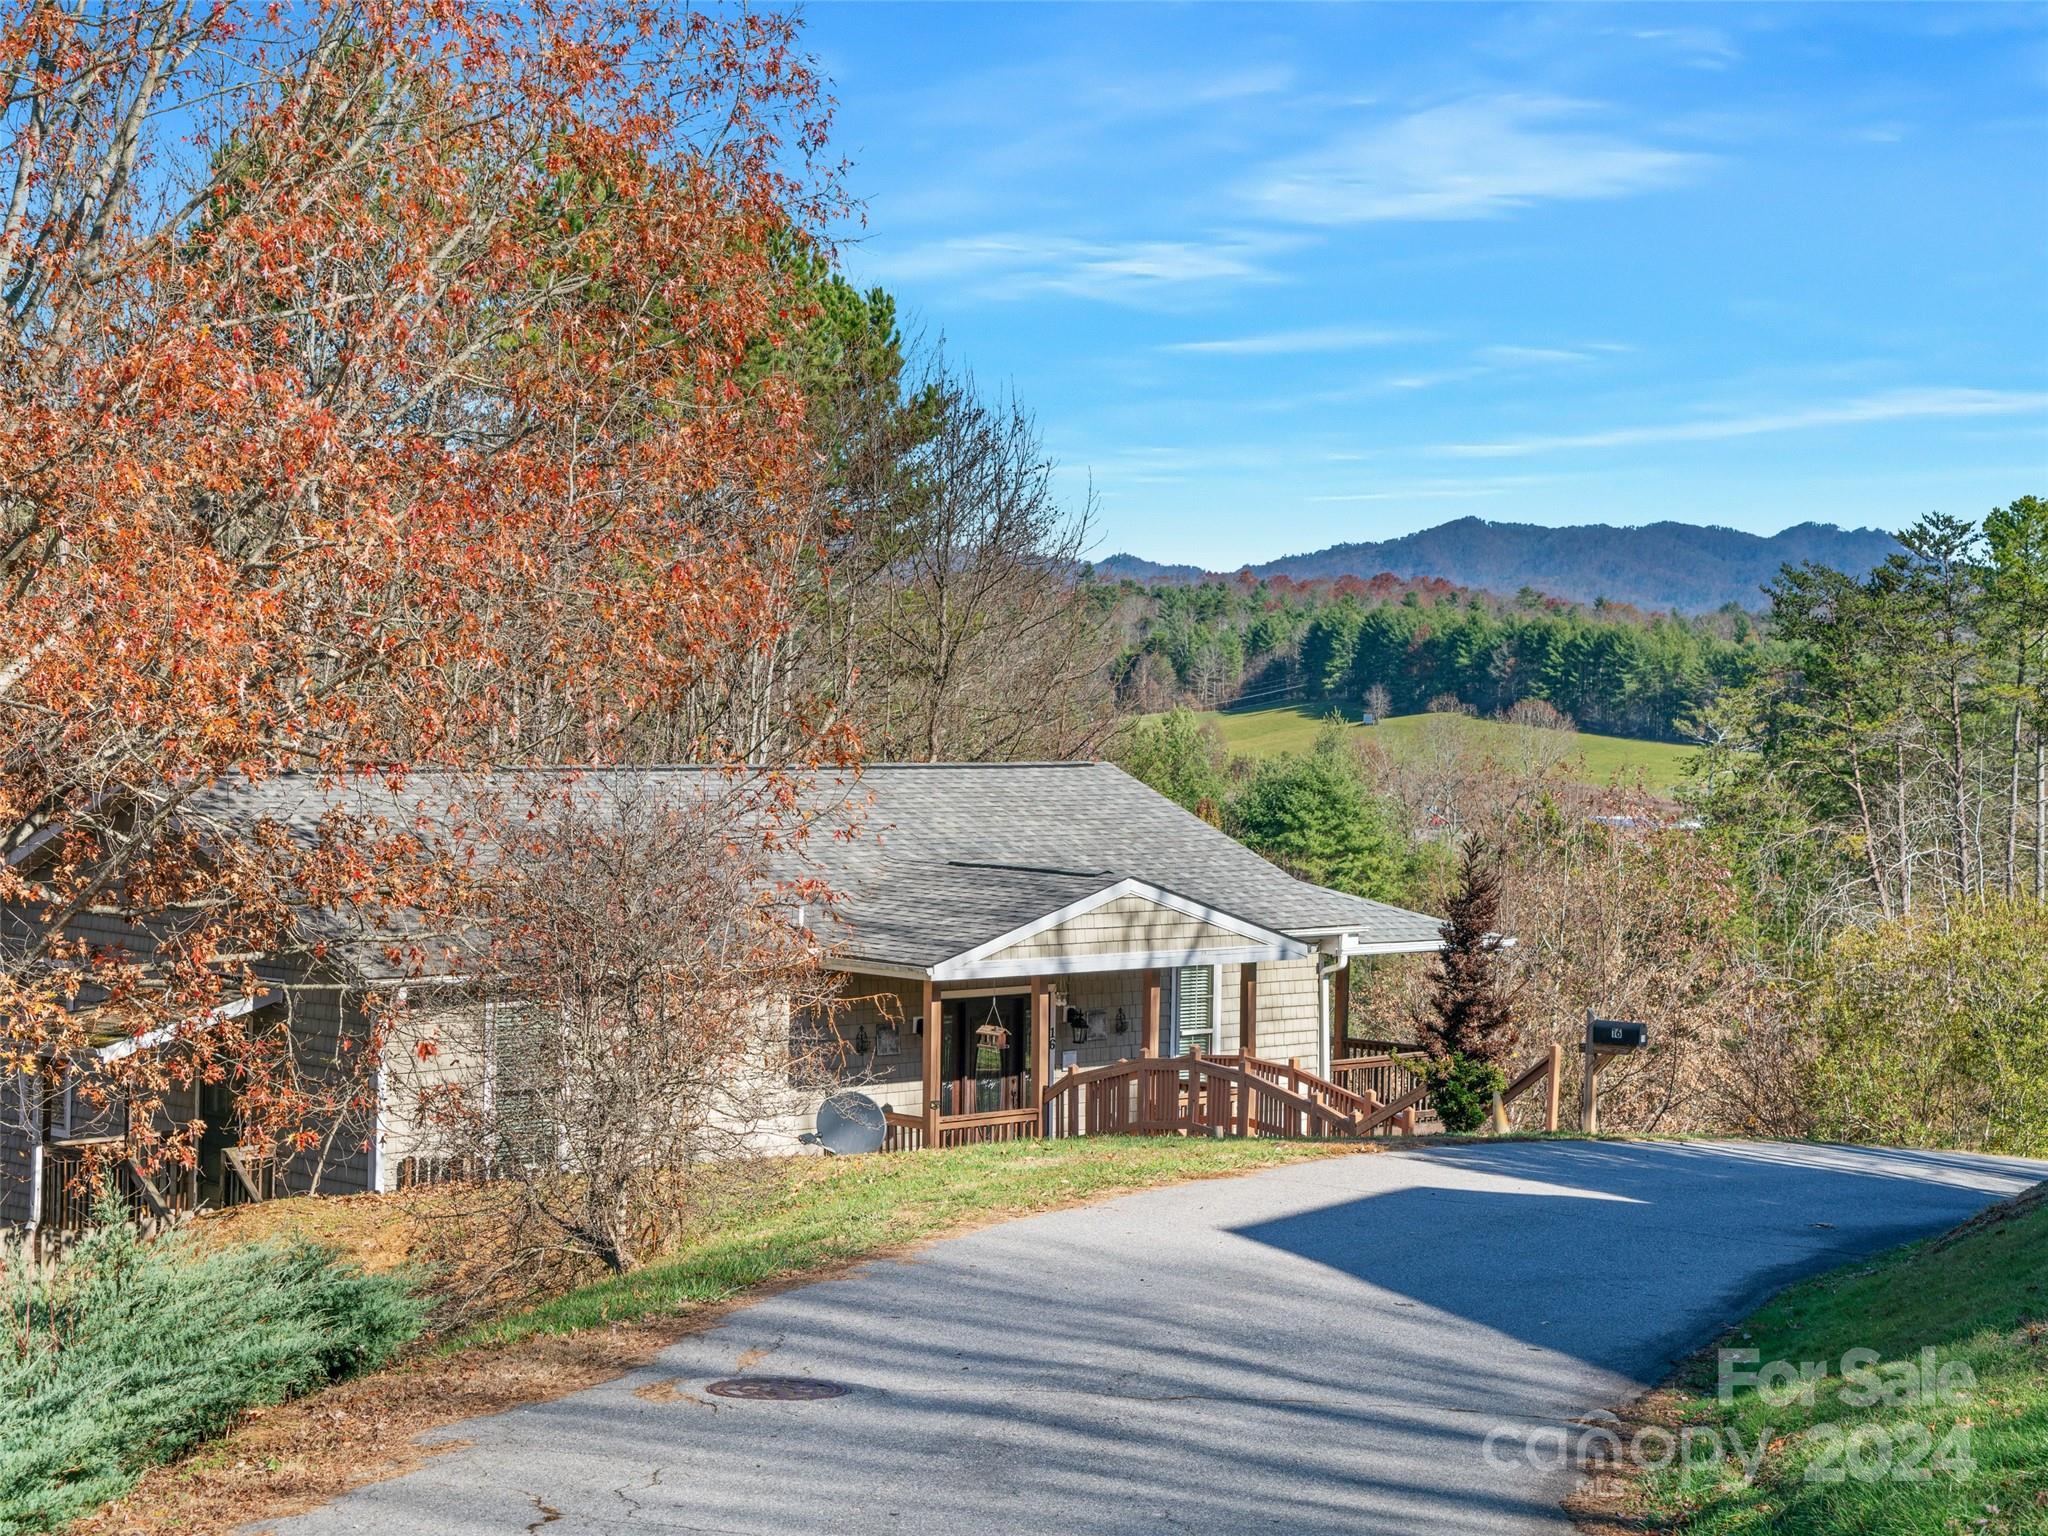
{"left": 801, "top": 2, "right": 2048, "bottom": 570}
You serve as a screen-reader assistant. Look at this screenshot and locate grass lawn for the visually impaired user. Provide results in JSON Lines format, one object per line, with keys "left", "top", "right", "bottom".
{"left": 90, "top": 1138, "right": 1361, "bottom": 1535}
{"left": 1199, "top": 704, "right": 1698, "bottom": 795}
{"left": 458, "top": 1136, "right": 1357, "bottom": 1349}
{"left": 1607, "top": 1183, "right": 2048, "bottom": 1535}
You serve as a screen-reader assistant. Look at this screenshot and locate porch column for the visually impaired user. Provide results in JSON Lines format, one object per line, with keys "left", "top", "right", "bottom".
{"left": 1330, "top": 960, "right": 1351, "bottom": 1064}
{"left": 1141, "top": 968, "right": 1162, "bottom": 1057}
{"left": 1030, "top": 976, "right": 1051, "bottom": 1131}
{"left": 1239, "top": 962, "right": 1259, "bottom": 1059}
{"left": 921, "top": 977, "right": 941, "bottom": 1147}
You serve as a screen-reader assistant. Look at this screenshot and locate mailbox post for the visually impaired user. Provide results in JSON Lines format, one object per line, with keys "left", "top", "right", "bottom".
{"left": 1581, "top": 1009, "right": 1649, "bottom": 1134}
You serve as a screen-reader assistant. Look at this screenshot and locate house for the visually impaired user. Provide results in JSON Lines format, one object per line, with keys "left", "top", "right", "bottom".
{"left": 4, "top": 762, "right": 1445, "bottom": 1229}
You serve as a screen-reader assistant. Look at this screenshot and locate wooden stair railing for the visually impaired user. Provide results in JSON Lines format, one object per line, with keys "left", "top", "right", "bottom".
{"left": 1493, "top": 1042, "right": 1565, "bottom": 1133}
{"left": 1357, "top": 1081, "right": 1429, "bottom": 1136}
{"left": 222, "top": 1146, "right": 277, "bottom": 1206}
{"left": 1208, "top": 1053, "right": 1379, "bottom": 1122}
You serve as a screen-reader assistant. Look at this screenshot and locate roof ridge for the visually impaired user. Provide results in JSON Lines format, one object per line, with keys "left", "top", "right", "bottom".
{"left": 944, "top": 859, "right": 1116, "bottom": 878}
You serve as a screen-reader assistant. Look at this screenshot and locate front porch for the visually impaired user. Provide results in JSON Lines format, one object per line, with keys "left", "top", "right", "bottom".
{"left": 832, "top": 955, "right": 1453, "bottom": 1151}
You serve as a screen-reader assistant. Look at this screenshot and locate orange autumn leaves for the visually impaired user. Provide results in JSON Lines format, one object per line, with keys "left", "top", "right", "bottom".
{"left": 0, "top": 1, "right": 846, "bottom": 1170}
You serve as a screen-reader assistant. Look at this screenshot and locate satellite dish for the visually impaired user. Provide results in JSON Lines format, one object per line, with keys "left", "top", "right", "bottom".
{"left": 800, "top": 1090, "right": 886, "bottom": 1156}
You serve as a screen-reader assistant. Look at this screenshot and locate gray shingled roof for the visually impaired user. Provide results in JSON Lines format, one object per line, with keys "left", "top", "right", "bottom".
{"left": 179, "top": 762, "right": 1445, "bottom": 976}
{"left": 827, "top": 764, "right": 1443, "bottom": 964}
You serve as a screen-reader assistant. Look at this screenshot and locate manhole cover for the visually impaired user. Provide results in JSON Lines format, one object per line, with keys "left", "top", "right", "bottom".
{"left": 704, "top": 1376, "right": 849, "bottom": 1401}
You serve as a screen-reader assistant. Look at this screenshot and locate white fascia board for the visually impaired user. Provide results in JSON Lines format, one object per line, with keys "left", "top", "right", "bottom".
{"left": 931, "top": 877, "right": 1310, "bottom": 980}
{"left": 933, "top": 941, "right": 1305, "bottom": 984}
{"left": 93, "top": 989, "right": 276, "bottom": 1063}
{"left": 1340, "top": 937, "right": 1449, "bottom": 958}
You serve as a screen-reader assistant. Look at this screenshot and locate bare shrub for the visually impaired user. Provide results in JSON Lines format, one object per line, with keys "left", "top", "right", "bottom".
{"left": 1503, "top": 698, "right": 1575, "bottom": 733}
{"left": 387, "top": 779, "right": 835, "bottom": 1283}
{"left": 1359, "top": 785, "right": 1797, "bottom": 1137}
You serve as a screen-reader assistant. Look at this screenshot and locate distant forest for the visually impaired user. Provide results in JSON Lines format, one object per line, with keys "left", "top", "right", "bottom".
{"left": 1095, "top": 516, "right": 1902, "bottom": 614}
{"left": 1098, "top": 571, "right": 1769, "bottom": 742}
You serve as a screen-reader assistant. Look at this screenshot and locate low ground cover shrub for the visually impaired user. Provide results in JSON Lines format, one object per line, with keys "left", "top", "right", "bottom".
{"left": 0, "top": 1210, "right": 421, "bottom": 1534}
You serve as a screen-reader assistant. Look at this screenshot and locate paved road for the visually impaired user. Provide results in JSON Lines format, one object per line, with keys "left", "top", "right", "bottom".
{"left": 260, "top": 1141, "right": 2047, "bottom": 1536}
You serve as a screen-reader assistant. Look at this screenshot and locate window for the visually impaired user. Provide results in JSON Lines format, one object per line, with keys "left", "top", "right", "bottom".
{"left": 485, "top": 1002, "right": 559, "bottom": 1167}
{"left": 1171, "top": 966, "right": 1215, "bottom": 1056}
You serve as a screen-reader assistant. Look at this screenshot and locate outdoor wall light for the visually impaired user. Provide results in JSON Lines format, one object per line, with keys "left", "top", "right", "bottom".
{"left": 1114, "top": 1007, "right": 1129, "bottom": 1035}
{"left": 1066, "top": 1006, "right": 1089, "bottom": 1045}
{"left": 853, "top": 1025, "right": 870, "bottom": 1054}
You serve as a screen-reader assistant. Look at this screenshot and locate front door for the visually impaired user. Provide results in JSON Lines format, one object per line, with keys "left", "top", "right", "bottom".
{"left": 940, "top": 994, "right": 1029, "bottom": 1114}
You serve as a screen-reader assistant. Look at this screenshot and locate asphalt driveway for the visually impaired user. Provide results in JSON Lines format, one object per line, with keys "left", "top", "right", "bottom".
{"left": 259, "top": 1140, "right": 2047, "bottom": 1536}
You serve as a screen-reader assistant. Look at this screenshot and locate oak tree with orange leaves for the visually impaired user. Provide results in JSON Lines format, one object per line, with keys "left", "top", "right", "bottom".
{"left": 0, "top": 0, "right": 848, "bottom": 1204}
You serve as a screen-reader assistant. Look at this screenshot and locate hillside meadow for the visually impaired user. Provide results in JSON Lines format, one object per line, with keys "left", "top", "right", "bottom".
{"left": 1191, "top": 705, "right": 1698, "bottom": 796}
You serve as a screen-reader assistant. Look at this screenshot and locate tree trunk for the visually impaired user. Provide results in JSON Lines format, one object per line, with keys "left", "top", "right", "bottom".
{"left": 2009, "top": 688, "right": 2024, "bottom": 896}
{"left": 1950, "top": 671, "right": 1972, "bottom": 904}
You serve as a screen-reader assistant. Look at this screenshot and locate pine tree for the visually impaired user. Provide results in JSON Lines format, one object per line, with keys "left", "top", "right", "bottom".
{"left": 1425, "top": 838, "right": 1521, "bottom": 1067}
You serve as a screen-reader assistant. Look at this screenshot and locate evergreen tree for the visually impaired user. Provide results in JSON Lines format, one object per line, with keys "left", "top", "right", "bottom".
{"left": 1424, "top": 838, "right": 1521, "bottom": 1067}
{"left": 1225, "top": 734, "right": 1410, "bottom": 900}
{"left": 1113, "top": 708, "right": 1230, "bottom": 823}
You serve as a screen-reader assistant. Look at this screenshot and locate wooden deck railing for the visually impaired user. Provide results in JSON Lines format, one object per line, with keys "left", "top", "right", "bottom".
{"left": 1041, "top": 1052, "right": 1364, "bottom": 1141}
{"left": 882, "top": 1106, "right": 1041, "bottom": 1151}
{"left": 873, "top": 1044, "right": 1567, "bottom": 1154}
{"left": 36, "top": 1140, "right": 199, "bottom": 1233}
{"left": 1329, "top": 1050, "right": 1433, "bottom": 1113}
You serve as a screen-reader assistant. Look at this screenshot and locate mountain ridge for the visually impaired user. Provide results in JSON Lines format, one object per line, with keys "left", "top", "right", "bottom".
{"left": 1091, "top": 516, "right": 1902, "bottom": 612}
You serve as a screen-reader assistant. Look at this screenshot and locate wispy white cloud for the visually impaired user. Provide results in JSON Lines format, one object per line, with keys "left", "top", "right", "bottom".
{"left": 855, "top": 232, "right": 1292, "bottom": 305}
{"left": 1161, "top": 326, "right": 1429, "bottom": 356}
{"left": 1435, "top": 387, "right": 2048, "bottom": 458}
{"left": 1618, "top": 25, "right": 1742, "bottom": 71}
{"left": 1295, "top": 341, "right": 1626, "bottom": 404}
{"left": 1246, "top": 94, "right": 1706, "bottom": 224}
{"left": 1477, "top": 343, "right": 1623, "bottom": 366}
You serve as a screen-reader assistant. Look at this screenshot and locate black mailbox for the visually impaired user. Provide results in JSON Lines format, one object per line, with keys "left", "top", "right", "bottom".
{"left": 1588, "top": 1018, "right": 1648, "bottom": 1050}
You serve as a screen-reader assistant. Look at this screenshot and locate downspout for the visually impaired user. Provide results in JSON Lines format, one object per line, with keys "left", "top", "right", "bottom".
{"left": 370, "top": 1061, "right": 385, "bottom": 1194}
{"left": 1316, "top": 944, "right": 1348, "bottom": 1080}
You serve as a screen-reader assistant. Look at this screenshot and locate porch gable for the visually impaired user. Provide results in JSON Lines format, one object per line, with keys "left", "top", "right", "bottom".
{"left": 928, "top": 878, "right": 1310, "bottom": 983}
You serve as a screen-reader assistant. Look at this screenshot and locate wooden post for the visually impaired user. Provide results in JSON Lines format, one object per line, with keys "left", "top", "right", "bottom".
{"left": 1489, "top": 1091, "right": 1509, "bottom": 1135}
{"left": 1030, "top": 976, "right": 1050, "bottom": 1137}
{"left": 1141, "top": 968, "right": 1162, "bottom": 1057}
{"left": 1580, "top": 1028, "right": 1603, "bottom": 1136}
{"left": 1239, "top": 962, "right": 1259, "bottom": 1060}
{"left": 1331, "top": 959, "right": 1351, "bottom": 1065}
{"left": 921, "top": 977, "right": 941, "bottom": 1148}
{"left": 1544, "top": 1042, "right": 1563, "bottom": 1133}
